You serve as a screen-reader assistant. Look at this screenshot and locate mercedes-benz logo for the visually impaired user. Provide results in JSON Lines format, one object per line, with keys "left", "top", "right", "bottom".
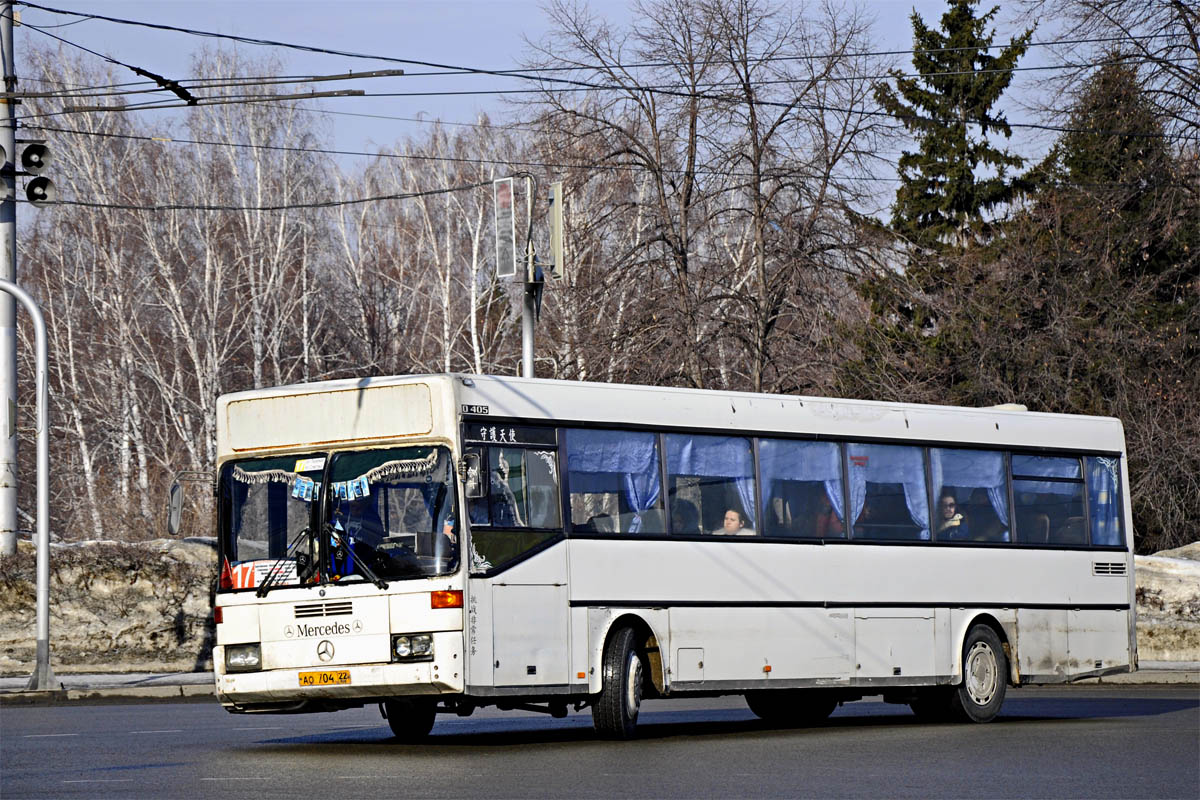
{"left": 352, "top": 620, "right": 363, "bottom": 633}
{"left": 284, "top": 625, "right": 295, "bottom": 639}
{"left": 316, "top": 640, "right": 335, "bottom": 662}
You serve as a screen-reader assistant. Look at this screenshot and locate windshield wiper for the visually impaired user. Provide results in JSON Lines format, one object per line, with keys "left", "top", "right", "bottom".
{"left": 326, "top": 523, "right": 389, "bottom": 590}
{"left": 255, "top": 526, "right": 313, "bottom": 598}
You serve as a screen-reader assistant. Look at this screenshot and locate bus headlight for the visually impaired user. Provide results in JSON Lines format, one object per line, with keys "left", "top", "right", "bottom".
{"left": 225, "top": 643, "right": 262, "bottom": 673}
{"left": 392, "top": 633, "right": 433, "bottom": 661}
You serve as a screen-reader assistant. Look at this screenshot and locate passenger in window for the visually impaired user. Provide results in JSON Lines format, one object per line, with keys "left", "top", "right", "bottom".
{"left": 714, "top": 508, "right": 755, "bottom": 536}
{"left": 814, "top": 493, "right": 844, "bottom": 537}
{"left": 966, "top": 488, "right": 1006, "bottom": 541}
{"left": 670, "top": 499, "right": 702, "bottom": 535}
{"left": 935, "top": 491, "right": 968, "bottom": 538}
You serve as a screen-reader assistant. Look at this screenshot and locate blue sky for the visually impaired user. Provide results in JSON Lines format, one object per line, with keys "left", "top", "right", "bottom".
{"left": 17, "top": 1, "right": 1046, "bottom": 150}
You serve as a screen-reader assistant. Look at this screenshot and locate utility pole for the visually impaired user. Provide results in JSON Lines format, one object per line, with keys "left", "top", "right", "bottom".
{"left": 521, "top": 175, "right": 536, "bottom": 379}
{"left": 493, "top": 176, "right": 564, "bottom": 381}
{"left": 0, "top": 0, "right": 18, "bottom": 557}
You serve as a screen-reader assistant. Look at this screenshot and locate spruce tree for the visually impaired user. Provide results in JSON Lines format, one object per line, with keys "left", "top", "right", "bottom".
{"left": 875, "top": 0, "right": 1032, "bottom": 250}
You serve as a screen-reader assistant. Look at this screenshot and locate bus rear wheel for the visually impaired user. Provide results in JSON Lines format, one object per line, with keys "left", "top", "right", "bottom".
{"left": 948, "top": 624, "right": 1007, "bottom": 723}
{"left": 383, "top": 697, "right": 436, "bottom": 742}
{"left": 592, "top": 626, "right": 644, "bottom": 740}
{"left": 746, "top": 689, "right": 837, "bottom": 726}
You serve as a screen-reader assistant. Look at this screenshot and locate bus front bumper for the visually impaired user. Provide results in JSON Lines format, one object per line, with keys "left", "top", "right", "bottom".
{"left": 215, "top": 638, "right": 464, "bottom": 708}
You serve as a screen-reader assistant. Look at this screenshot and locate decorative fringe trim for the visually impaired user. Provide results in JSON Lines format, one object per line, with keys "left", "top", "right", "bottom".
{"left": 361, "top": 451, "right": 440, "bottom": 483}
{"left": 232, "top": 466, "right": 295, "bottom": 486}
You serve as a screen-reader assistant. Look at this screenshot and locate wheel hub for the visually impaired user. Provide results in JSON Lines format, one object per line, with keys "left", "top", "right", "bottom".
{"left": 964, "top": 641, "right": 998, "bottom": 705}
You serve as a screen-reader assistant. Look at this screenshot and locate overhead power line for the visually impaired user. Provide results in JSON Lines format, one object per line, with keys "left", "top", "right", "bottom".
{"left": 20, "top": 17, "right": 199, "bottom": 105}
{"left": 16, "top": 1, "right": 1191, "bottom": 115}
{"left": 22, "top": 178, "right": 492, "bottom": 213}
{"left": 26, "top": 123, "right": 1187, "bottom": 191}
{"left": 17, "top": 1, "right": 1187, "bottom": 74}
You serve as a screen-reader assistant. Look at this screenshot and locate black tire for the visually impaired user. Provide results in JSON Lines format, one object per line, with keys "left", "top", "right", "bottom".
{"left": 745, "top": 689, "right": 837, "bottom": 726}
{"left": 383, "top": 697, "right": 436, "bottom": 742}
{"left": 592, "top": 626, "right": 644, "bottom": 739}
{"left": 948, "top": 624, "right": 1007, "bottom": 723}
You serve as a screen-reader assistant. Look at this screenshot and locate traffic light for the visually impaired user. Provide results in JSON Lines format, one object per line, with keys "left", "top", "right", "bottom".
{"left": 20, "top": 142, "right": 53, "bottom": 207}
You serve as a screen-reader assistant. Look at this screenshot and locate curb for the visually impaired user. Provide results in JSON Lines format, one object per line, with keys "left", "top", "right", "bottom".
{"left": 1079, "top": 670, "right": 1199, "bottom": 685}
{"left": 0, "top": 684, "right": 217, "bottom": 706}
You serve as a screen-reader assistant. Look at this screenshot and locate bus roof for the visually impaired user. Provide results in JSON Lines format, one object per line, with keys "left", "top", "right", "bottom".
{"left": 217, "top": 373, "right": 1125, "bottom": 457}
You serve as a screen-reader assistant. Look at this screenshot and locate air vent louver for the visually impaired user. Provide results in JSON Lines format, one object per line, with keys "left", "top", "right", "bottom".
{"left": 1092, "top": 562, "right": 1126, "bottom": 576}
{"left": 294, "top": 600, "right": 354, "bottom": 618}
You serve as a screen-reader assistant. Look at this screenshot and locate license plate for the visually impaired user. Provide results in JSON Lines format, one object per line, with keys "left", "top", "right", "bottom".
{"left": 298, "top": 670, "right": 351, "bottom": 687}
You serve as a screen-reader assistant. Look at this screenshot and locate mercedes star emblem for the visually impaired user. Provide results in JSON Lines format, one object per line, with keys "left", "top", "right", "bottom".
{"left": 284, "top": 625, "right": 295, "bottom": 639}
{"left": 316, "top": 640, "right": 335, "bottom": 662}
{"left": 352, "top": 620, "right": 363, "bottom": 633}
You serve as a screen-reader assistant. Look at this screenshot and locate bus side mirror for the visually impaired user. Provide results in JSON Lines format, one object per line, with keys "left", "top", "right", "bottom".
{"left": 167, "top": 481, "right": 183, "bottom": 536}
{"left": 461, "top": 452, "right": 485, "bottom": 498}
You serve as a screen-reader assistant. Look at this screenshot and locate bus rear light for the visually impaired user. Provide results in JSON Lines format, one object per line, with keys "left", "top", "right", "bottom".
{"left": 431, "top": 590, "right": 463, "bottom": 609}
{"left": 214, "top": 606, "right": 223, "bottom": 624}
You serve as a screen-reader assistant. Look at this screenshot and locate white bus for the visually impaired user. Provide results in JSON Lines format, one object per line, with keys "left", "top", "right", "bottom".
{"left": 212, "top": 374, "right": 1135, "bottom": 739}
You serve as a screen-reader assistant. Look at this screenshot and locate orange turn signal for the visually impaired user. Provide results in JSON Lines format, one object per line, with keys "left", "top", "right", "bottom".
{"left": 431, "top": 590, "right": 463, "bottom": 609}
{"left": 762, "top": 665, "right": 772, "bottom": 673}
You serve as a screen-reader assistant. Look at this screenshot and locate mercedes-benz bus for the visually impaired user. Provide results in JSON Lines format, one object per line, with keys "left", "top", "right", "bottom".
{"left": 212, "top": 374, "right": 1135, "bottom": 739}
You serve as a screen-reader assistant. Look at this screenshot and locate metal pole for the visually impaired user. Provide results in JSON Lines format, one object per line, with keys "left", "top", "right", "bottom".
{"left": 0, "top": 1, "right": 18, "bottom": 556}
{"left": 521, "top": 175, "right": 535, "bottom": 379}
{"left": 0, "top": 281, "right": 53, "bottom": 690}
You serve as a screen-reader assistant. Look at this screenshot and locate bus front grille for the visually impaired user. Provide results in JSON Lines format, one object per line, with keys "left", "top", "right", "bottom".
{"left": 294, "top": 600, "right": 354, "bottom": 618}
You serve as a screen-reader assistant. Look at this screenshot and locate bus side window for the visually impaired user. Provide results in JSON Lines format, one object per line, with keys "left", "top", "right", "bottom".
{"left": 929, "top": 448, "right": 1010, "bottom": 542}
{"left": 1012, "top": 455, "right": 1085, "bottom": 546}
{"left": 1086, "top": 456, "right": 1124, "bottom": 546}
{"left": 758, "top": 439, "right": 844, "bottom": 539}
{"left": 525, "top": 449, "right": 562, "bottom": 529}
{"left": 665, "top": 434, "right": 756, "bottom": 536}
{"left": 564, "top": 429, "right": 663, "bottom": 534}
{"left": 847, "top": 443, "right": 930, "bottom": 540}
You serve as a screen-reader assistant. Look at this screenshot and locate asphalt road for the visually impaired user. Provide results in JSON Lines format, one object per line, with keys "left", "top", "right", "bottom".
{"left": 1, "top": 686, "right": 1196, "bottom": 799}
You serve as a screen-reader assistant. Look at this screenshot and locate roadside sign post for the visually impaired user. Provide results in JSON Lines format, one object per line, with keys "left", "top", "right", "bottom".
{"left": 0, "top": 279, "right": 55, "bottom": 691}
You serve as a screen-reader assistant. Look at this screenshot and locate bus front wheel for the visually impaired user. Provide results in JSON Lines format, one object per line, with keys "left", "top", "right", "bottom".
{"left": 383, "top": 697, "right": 436, "bottom": 742}
{"left": 949, "top": 624, "right": 1007, "bottom": 723}
{"left": 592, "top": 626, "right": 643, "bottom": 739}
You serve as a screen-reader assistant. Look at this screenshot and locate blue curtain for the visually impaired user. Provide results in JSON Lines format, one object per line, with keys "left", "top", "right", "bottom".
{"left": 665, "top": 434, "right": 756, "bottom": 527}
{"left": 565, "top": 429, "right": 661, "bottom": 532}
{"left": 758, "top": 439, "right": 844, "bottom": 522}
{"left": 1087, "top": 456, "right": 1124, "bottom": 546}
{"left": 847, "top": 443, "right": 929, "bottom": 539}
{"left": 930, "top": 448, "right": 1008, "bottom": 524}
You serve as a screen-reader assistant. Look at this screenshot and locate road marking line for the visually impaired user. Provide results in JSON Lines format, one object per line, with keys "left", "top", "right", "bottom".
{"left": 63, "top": 780, "right": 134, "bottom": 784}
{"left": 130, "top": 729, "right": 184, "bottom": 734}
{"left": 24, "top": 733, "right": 80, "bottom": 738}
{"left": 201, "top": 777, "right": 273, "bottom": 781}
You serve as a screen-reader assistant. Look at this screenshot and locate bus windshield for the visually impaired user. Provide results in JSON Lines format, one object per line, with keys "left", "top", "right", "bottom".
{"left": 218, "top": 446, "right": 458, "bottom": 591}
{"left": 327, "top": 446, "right": 458, "bottom": 581}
